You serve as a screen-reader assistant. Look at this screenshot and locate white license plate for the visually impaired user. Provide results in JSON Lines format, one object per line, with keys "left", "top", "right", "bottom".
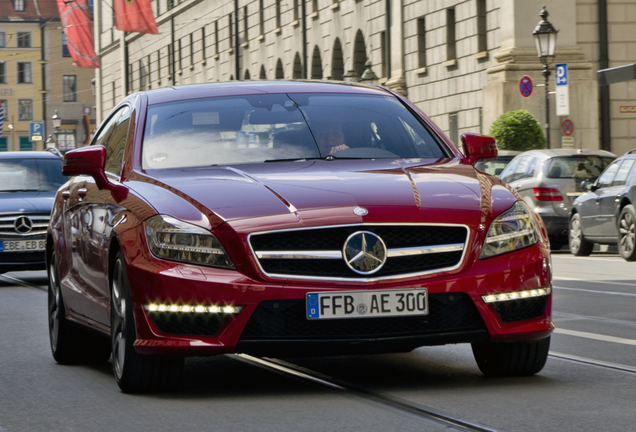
{"left": 306, "top": 289, "right": 428, "bottom": 320}
{"left": 0, "top": 240, "right": 46, "bottom": 252}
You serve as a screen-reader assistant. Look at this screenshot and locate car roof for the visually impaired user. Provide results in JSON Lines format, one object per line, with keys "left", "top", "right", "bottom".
{"left": 518, "top": 148, "right": 616, "bottom": 160}
{"left": 142, "top": 80, "right": 393, "bottom": 105}
{"left": 0, "top": 151, "right": 62, "bottom": 159}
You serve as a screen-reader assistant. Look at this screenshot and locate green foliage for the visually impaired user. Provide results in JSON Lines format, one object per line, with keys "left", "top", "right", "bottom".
{"left": 488, "top": 110, "right": 546, "bottom": 151}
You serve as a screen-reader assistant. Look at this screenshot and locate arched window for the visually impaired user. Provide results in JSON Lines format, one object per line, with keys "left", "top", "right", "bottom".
{"left": 311, "top": 46, "right": 322, "bottom": 79}
{"left": 275, "top": 59, "right": 284, "bottom": 79}
{"left": 353, "top": 30, "right": 367, "bottom": 78}
{"left": 293, "top": 52, "right": 302, "bottom": 79}
{"left": 331, "top": 38, "right": 344, "bottom": 80}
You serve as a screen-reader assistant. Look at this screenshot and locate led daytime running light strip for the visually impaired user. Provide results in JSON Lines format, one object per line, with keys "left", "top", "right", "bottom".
{"left": 145, "top": 304, "right": 243, "bottom": 314}
{"left": 156, "top": 243, "right": 226, "bottom": 255}
{"left": 481, "top": 287, "right": 551, "bottom": 303}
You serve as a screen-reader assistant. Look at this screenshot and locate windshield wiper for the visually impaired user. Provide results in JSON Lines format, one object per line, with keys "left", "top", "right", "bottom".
{"left": 1, "top": 189, "right": 42, "bottom": 192}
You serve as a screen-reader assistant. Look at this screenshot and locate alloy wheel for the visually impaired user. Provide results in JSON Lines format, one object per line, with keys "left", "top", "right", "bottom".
{"left": 112, "top": 259, "right": 127, "bottom": 380}
{"left": 619, "top": 211, "right": 635, "bottom": 254}
{"left": 570, "top": 217, "right": 582, "bottom": 251}
{"left": 48, "top": 254, "right": 61, "bottom": 350}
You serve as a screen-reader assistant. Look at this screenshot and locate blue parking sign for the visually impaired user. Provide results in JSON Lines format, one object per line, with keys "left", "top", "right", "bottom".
{"left": 30, "top": 121, "right": 44, "bottom": 142}
{"left": 555, "top": 63, "right": 568, "bottom": 86}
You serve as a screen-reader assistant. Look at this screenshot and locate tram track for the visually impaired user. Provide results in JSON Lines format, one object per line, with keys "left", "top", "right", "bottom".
{"left": 233, "top": 353, "right": 500, "bottom": 432}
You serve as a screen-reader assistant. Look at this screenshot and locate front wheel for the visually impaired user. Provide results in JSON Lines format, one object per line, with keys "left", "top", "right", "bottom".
{"left": 111, "top": 251, "right": 183, "bottom": 393}
{"left": 569, "top": 213, "right": 593, "bottom": 256}
{"left": 618, "top": 205, "right": 636, "bottom": 261}
{"left": 48, "top": 252, "right": 110, "bottom": 364}
{"left": 471, "top": 337, "right": 550, "bottom": 377}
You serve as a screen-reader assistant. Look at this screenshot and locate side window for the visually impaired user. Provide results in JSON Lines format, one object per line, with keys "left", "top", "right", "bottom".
{"left": 627, "top": 159, "right": 636, "bottom": 185}
{"left": 93, "top": 110, "right": 122, "bottom": 148}
{"left": 613, "top": 159, "right": 635, "bottom": 187}
{"left": 104, "top": 105, "right": 132, "bottom": 176}
{"left": 499, "top": 157, "right": 520, "bottom": 182}
{"left": 525, "top": 157, "right": 537, "bottom": 178}
{"left": 506, "top": 155, "right": 532, "bottom": 182}
{"left": 596, "top": 161, "right": 620, "bottom": 189}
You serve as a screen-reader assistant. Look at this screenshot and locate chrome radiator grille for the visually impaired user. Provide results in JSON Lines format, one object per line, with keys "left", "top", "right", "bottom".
{"left": 0, "top": 214, "right": 50, "bottom": 238}
{"left": 249, "top": 224, "right": 469, "bottom": 281}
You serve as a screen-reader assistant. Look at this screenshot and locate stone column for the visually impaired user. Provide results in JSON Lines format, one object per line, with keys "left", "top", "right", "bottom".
{"left": 482, "top": 0, "right": 599, "bottom": 149}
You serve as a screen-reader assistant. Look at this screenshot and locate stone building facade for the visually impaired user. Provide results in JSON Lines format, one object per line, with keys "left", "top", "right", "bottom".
{"left": 94, "top": 0, "right": 636, "bottom": 156}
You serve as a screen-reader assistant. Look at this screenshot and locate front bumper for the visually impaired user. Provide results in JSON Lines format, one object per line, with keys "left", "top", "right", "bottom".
{"left": 126, "top": 240, "right": 554, "bottom": 357}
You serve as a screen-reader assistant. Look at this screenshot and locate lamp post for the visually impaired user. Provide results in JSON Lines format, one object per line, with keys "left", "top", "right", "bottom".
{"left": 532, "top": 6, "right": 559, "bottom": 149}
{"left": 51, "top": 110, "right": 61, "bottom": 150}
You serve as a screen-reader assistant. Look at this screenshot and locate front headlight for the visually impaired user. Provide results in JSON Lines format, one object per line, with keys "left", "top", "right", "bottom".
{"left": 480, "top": 201, "right": 538, "bottom": 259}
{"left": 144, "top": 215, "right": 235, "bottom": 269}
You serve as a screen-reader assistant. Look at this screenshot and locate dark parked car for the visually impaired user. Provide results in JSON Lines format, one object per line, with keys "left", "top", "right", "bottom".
{"left": 47, "top": 81, "right": 553, "bottom": 393}
{"left": 474, "top": 150, "right": 521, "bottom": 177}
{"left": 499, "top": 149, "right": 616, "bottom": 249}
{"left": 0, "top": 151, "right": 68, "bottom": 273}
{"left": 569, "top": 149, "right": 636, "bottom": 260}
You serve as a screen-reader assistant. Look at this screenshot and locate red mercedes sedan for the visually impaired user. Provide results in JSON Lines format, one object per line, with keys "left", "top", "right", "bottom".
{"left": 47, "top": 81, "right": 553, "bottom": 393}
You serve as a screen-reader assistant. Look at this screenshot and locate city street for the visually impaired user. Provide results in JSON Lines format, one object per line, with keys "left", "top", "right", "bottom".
{"left": 1, "top": 252, "right": 635, "bottom": 432}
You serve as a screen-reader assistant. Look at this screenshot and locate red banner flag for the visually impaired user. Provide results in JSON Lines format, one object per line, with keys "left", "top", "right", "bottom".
{"left": 114, "top": 0, "right": 159, "bottom": 34}
{"left": 57, "top": 0, "right": 100, "bottom": 69}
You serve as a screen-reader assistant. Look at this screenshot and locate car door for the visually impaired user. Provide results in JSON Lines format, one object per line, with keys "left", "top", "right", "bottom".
{"left": 601, "top": 159, "right": 635, "bottom": 237}
{"left": 65, "top": 106, "right": 131, "bottom": 325}
{"left": 584, "top": 161, "right": 620, "bottom": 237}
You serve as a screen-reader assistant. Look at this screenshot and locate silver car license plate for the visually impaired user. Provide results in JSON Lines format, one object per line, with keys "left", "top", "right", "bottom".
{"left": 306, "top": 289, "right": 428, "bottom": 320}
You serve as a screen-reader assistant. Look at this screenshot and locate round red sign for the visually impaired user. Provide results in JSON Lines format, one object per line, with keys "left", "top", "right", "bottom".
{"left": 561, "top": 119, "right": 574, "bottom": 136}
{"left": 519, "top": 76, "right": 533, "bottom": 98}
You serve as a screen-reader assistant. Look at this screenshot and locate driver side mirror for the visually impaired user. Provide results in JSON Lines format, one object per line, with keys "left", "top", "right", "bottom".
{"left": 63, "top": 146, "right": 128, "bottom": 202}
{"left": 580, "top": 180, "right": 598, "bottom": 192}
{"left": 461, "top": 133, "right": 498, "bottom": 166}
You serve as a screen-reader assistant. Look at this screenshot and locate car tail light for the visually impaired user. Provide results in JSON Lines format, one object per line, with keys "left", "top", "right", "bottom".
{"left": 533, "top": 188, "right": 563, "bottom": 202}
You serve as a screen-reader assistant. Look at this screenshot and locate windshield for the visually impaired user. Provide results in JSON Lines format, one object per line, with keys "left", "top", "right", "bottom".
{"left": 142, "top": 93, "right": 449, "bottom": 169}
{"left": 545, "top": 156, "right": 615, "bottom": 180}
{"left": 0, "top": 158, "right": 68, "bottom": 193}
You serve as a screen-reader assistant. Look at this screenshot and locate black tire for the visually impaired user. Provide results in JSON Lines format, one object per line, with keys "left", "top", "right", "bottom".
{"left": 48, "top": 252, "right": 111, "bottom": 364}
{"left": 618, "top": 205, "right": 636, "bottom": 261}
{"left": 111, "top": 251, "right": 183, "bottom": 393}
{"left": 569, "top": 213, "right": 593, "bottom": 256}
{"left": 471, "top": 336, "right": 550, "bottom": 377}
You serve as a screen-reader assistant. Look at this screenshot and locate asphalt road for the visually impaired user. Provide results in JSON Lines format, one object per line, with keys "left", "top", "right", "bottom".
{"left": 1, "top": 251, "right": 635, "bottom": 432}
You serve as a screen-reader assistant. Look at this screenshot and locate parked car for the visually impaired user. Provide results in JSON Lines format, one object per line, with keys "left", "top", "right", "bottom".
{"left": 569, "top": 149, "right": 636, "bottom": 260}
{"left": 0, "top": 151, "right": 68, "bottom": 274}
{"left": 47, "top": 81, "right": 553, "bottom": 393}
{"left": 499, "top": 149, "right": 616, "bottom": 249}
{"left": 474, "top": 150, "right": 521, "bottom": 177}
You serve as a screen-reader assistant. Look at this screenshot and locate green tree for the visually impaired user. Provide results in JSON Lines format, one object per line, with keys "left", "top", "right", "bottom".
{"left": 488, "top": 110, "right": 545, "bottom": 151}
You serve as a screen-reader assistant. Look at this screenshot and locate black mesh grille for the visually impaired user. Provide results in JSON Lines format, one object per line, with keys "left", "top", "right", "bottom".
{"left": 489, "top": 297, "right": 548, "bottom": 323}
{"left": 240, "top": 293, "right": 486, "bottom": 341}
{"left": 147, "top": 312, "right": 230, "bottom": 336}
{"left": 250, "top": 225, "right": 467, "bottom": 279}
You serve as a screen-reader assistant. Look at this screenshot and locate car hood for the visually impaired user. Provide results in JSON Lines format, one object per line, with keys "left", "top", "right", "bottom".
{"left": 133, "top": 159, "right": 517, "bottom": 228}
{"left": 0, "top": 192, "right": 56, "bottom": 214}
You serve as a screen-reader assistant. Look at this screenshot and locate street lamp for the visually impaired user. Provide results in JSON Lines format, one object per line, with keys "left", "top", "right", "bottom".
{"left": 532, "top": 6, "right": 558, "bottom": 149}
{"left": 51, "top": 110, "right": 61, "bottom": 149}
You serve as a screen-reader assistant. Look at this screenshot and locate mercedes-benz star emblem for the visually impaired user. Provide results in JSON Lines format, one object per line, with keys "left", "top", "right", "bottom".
{"left": 343, "top": 231, "right": 387, "bottom": 275}
{"left": 14, "top": 216, "right": 33, "bottom": 234}
{"left": 353, "top": 207, "right": 368, "bottom": 216}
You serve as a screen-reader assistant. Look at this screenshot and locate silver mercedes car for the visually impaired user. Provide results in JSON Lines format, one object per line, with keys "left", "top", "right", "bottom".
{"left": 500, "top": 149, "right": 615, "bottom": 249}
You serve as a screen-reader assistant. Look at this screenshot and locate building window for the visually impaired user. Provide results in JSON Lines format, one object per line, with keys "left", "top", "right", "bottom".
{"left": 229, "top": 13, "right": 234, "bottom": 51}
{"left": 214, "top": 21, "right": 219, "bottom": 55}
{"left": 380, "top": 31, "right": 386, "bottom": 78}
{"left": 476, "top": 0, "right": 487, "bottom": 53}
{"left": 259, "top": 0, "right": 264, "bottom": 36}
{"left": 275, "top": 0, "right": 281, "bottom": 29}
{"left": 190, "top": 32, "right": 195, "bottom": 66}
{"left": 14, "top": 0, "right": 25, "bottom": 12}
{"left": 57, "top": 130, "right": 77, "bottom": 153}
{"left": 63, "top": 75, "right": 77, "bottom": 102}
{"left": 17, "top": 32, "right": 31, "bottom": 48}
{"left": 242, "top": 7, "right": 248, "bottom": 43}
{"left": 0, "top": 32, "right": 6, "bottom": 48}
{"left": 18, "top": 99, "right": 33, "bottom": 121}
{"left": 293, "top": 0, "right": 299, "bottom": 21}
{"left": 449, "top": 112, "right": 459, "bottom": 145}
{"left": 0, "top": 62, "right": 6, "bottom": 84}
{"left": 17, "top": 62, "right": 32, "bottom": 83}
{"left": 313, "top": 0, "right": 318, "bottom": 14}
{"left": 417, "top": 17, "right": 426, "bottom": 69}
{"left": 446, "top": 8, "right": 456, "bottom": 62}
{"left": 62, "top": 33, "right": 71, "bottom": 57}
{"left": 167, "top": 0, "right": 174, "bottom": 9}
